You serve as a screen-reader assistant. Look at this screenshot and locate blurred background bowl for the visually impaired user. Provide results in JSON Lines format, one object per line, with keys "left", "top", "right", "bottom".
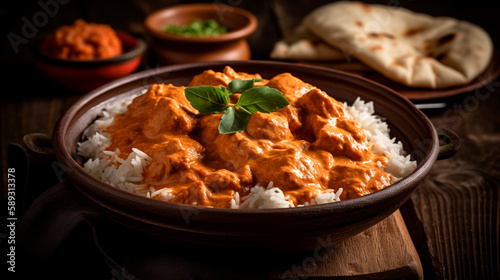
{"left": 144, "top": 3, "right": 257, "bottom": 65}
{"left": 32, "top": 32, "right": 146, "bottom": 92}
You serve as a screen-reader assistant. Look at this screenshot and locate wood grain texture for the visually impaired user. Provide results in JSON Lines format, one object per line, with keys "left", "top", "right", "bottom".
{"left": 409, "top": 89, "right": 500, "bottom": 279}
{"left": 265, "top": 211, "right": 423, "bottom": 279}
{"left": 0, "top": 86, "right": 79, "bottom": 199}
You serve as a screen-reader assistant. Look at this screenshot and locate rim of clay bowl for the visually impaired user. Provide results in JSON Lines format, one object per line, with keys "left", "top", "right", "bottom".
{"left": 32, "top": 32, "right": 147, "bottom": 68}
{"left": 144, "top": 3, "right": 258, "bottom": 43}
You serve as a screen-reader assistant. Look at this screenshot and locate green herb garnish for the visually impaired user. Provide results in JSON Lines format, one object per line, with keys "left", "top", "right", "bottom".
{"left": 162, "top": 19, "right": 228, "bottom": 37}
{"left": 185, "top": 79, "right": 290, "bottom": 134}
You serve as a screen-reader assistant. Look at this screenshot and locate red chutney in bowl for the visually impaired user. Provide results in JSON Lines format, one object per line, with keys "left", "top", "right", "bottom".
{"left": 40, "top": 19, "right": 122, "bottom": 60}
{"left": 33, "top": 20, "right": 146, "bottom": 92}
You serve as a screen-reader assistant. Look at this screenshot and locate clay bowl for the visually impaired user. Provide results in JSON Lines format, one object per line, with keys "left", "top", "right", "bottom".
{"left": 32, "top": 32, "right": 146, "bottom": 92}
{"left": 144, "top": 3, "right": 257, "bottom": 65}
{"left": 53, "top": 60, "right": 441, "bottom": 253}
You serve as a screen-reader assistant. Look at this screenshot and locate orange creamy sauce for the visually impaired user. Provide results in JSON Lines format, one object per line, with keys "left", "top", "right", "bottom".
{"left": 105, "top": 66, "right": 393, "bottom": 208}
{"left": 41, "top": 19, "right": 122, "bottom": 60}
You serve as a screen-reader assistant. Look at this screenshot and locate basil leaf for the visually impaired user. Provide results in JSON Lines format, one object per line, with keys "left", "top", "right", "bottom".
{"left": 218, "top": 106, "right": 252, "bottom": 134}
{"left": 184, "top": 79, "right": 289, "bottom": 134}
{"left": 236, "top": 86, "right": 290, "bottom": 114}
{"left": 227, "top": 79, "right": 263, "bottom": 95}
{"left": 219, "top": 86, "right": 229, "bottom": 94}
{"left": 185, "top": 86, "right": 229, "bottom": 114}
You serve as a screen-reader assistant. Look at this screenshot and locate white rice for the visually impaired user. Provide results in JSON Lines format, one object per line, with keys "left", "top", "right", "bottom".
{"left": 77, "top": 93, "right": 153, "bottom": 194}
{"left": 345, "top": 97, "right": 417, "bottom": 179}
{"left": 77, "top": 94, "right": 416, "bottom": 209}
{"left": 239, "top": 182, "right": 294, "bottom": 209}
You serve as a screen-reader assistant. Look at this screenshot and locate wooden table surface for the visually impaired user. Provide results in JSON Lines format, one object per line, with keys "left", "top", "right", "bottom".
{"left": 2, "top": 0, "right": 499, "bottom": 279}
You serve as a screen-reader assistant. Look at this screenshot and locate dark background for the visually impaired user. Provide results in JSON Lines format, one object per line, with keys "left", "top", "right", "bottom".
{"left": 1, "top": 1, "right": 499, "bottom": 279}
{"left": 2, "top": 0, "right": 499, "bottom": 82}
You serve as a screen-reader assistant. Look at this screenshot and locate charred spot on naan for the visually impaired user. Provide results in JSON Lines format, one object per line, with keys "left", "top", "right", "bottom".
{"left": 433, "top": 52, "right": 448, "bottom": 62}
{"left": 391, "top": 61, "right": 405, "bottom": 68}
{"left": 402, "top": 27, "right": 428, "bottom": 37}
{"left": 437, "top": 33, "right": 458, "bottom": 46}
{"left": 371, "top": 45, "right": 383, "bottom": 52}
{"left": 367, "top": 32, "right": 395, "bottom": 40}
{"left": 422, "top": 39, "right": 433, "bottom": 53}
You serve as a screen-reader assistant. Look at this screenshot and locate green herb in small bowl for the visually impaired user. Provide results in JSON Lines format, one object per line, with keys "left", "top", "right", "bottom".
{"left": 162, "top": 19, "right": 228, "bottom": 37}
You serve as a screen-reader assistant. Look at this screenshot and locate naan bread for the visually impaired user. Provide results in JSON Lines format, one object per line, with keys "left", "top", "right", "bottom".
{"left": 303, "top": 1, "right": 493, "bottom": 88}
{"left": 270, "top": 24, "right": 346, "bottom": 61}
{"left": 299, "top": 60, "right": 373, "bottom": 75}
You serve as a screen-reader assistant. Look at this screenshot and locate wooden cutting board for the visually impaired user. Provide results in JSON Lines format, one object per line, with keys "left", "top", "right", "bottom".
{"left": 264, "top": 210, "right": 423, "bottom": 279}
{"left": 101, "top": 209, "right": 423, "bottom": 279}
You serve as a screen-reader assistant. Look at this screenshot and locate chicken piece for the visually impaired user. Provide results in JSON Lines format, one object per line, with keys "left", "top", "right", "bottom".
{"left": 197, "top": 113, "right": 222, "bottom": 155}
{"left": 297, "top": 88, "right": 350, "bottom": 119}
{"left": 216, "top": 132, "right": 272, "bottom": 171}
{"left": 223, "top": 66, "right": 262, "bottom": 81}
{"left": 329, "top": 164, "right": 392, "bottom": 200}
{"left": 313, "top": 123, "right": 369, "bottom": 161}
{"left": 147, "top": 83, "right": 197, "bottom": 114}
{"left": 171, "top": 182, "right": 213, "bottom": 207}
{"left": 246, "top": 112, "right": 293, "bottom": 141}
{"left": 251, "top": 141, "right": 325, "bottom": 189}
{"left": 277, "top": 105, "right": 302, "bottom": 133}
{"left": 204, "top": 169, "right": 243, "bottom": 193}
{"left": 142, "top": 97, "right": 196, "bottom": 138}
{"left": 143, "top": 136, "right": 204, "bottom": 185}
{"left": 188, "top": 69, "right": 232, "bottom": 87}
{"left": 266, "top": 73, "right": 316, "bottom": 105}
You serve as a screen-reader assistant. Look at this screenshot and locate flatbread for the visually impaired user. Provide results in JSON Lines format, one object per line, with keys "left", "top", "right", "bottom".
{"left": 270, "top": 24, "right": 346, "bottom": 61}
{"left": 303, "top": 1, "right": 493, "bottom": 88}
{"left": 299, "top": 60, "right": 373, "bottom": 75}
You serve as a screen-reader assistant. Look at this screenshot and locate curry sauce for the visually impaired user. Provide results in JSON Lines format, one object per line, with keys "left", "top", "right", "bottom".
{"left": 41, "top": 19, "right": 122, "bottom": 60}
{"left": 105, "top": 66, "right": 393, "bottom": 208}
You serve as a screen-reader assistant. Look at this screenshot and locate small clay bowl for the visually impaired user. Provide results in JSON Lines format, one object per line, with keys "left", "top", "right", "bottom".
{"left": 53, "top": 60, "right": 447, "bottom": 253}
{"left": 144, "top": 3, "right": 257, "bottom": 65}
{"left": 33, "top": 32, "right": 146, "bottom": 92}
